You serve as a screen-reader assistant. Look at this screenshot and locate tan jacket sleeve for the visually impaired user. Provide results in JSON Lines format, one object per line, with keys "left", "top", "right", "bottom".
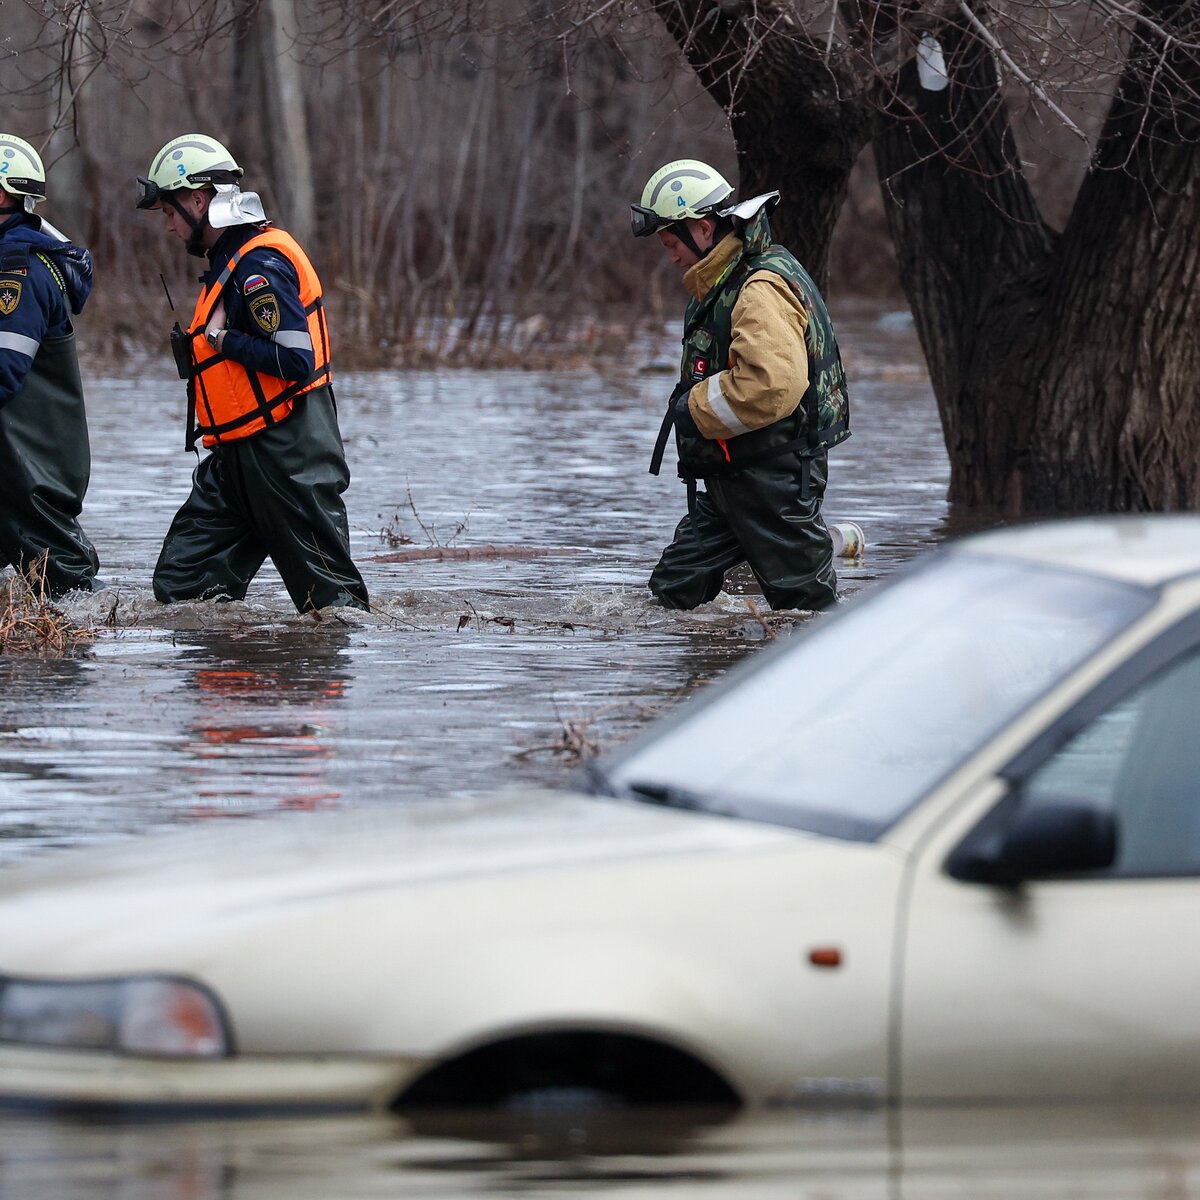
{"left": 687, "top": 270, "right": 810, "bottom": 441}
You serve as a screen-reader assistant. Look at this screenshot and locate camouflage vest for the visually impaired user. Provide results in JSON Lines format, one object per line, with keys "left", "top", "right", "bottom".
{"left": 673, "top": 211, "right": 850, "bottom": 479}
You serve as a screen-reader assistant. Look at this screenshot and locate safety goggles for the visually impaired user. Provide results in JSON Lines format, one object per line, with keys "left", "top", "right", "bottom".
{"left": 2, "top": 177, "right": 45, "bottom": 201}
{"left": 137, "top": 169, "right": 242, "bottom": 211}
{"left": 135, "top": 176, "right": 164, "bottom": 210}
{"left": 630, "top": 204, "right": 678, "bottom": 238}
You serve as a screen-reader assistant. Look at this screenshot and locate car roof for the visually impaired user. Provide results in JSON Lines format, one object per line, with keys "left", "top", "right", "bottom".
{"left": 954, "top": 515, "right": 1200, "bottom": 587}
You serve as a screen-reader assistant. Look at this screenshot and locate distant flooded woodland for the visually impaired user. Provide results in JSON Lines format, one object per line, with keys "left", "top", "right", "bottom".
{"left": 0, "top": 0, "right": 912, "bottom": 366}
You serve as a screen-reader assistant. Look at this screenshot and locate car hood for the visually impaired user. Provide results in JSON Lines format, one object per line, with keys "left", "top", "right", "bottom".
{"left": 0, "top": 788, "right": 829, "bottom": 969}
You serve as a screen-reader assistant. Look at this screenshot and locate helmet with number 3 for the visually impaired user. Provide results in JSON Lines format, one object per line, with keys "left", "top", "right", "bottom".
{"left": 0, "top": 134, "right": 47, "bottom": 212}
{"left": 136, "top": 135, "right": 242, "bottom": 210}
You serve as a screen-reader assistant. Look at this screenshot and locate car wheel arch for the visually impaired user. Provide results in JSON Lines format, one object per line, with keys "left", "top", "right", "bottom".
{"left": 392, "top": 1020, "right": 743, "bottom": 1111}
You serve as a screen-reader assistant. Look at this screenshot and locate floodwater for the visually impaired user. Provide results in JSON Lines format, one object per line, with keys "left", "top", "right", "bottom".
{"left": 8, "top": 308, "right": 1173, "bottom": 1200}
{"left": 5, "top": 1101, "right": 1200, "bottom": 1198}
{"left": 0, "top": 305, "right": 949, "bottom": 862}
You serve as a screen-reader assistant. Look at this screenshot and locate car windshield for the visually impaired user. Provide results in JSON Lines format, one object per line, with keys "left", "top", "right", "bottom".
{"left": 603, "top": 553, "right": 1155, "bottom": 841}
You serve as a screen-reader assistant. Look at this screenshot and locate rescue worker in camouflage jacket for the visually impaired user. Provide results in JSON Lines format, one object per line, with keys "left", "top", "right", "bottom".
{"left": 632, "top": 160, "right": 849, "bottom": 611}
{"left": 137, "top": 134, "right": 368, "bottom": 613}
{"left": 0, "top": 133, "right": 100, "bottom": 598}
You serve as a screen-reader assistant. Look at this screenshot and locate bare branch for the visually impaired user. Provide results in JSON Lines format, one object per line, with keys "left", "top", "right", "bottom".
{"left": 957, "top": 0, "right": 1091, "bottom": 141}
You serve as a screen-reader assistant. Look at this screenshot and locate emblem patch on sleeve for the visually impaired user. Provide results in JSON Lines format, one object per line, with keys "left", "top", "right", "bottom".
{"left": 0, "top": 280, "right": 22, "bottom": 316}
{"left": 250, "top": 293, "right": 280, "bottom": 333}
{"left": 243, "top": 273, "right": 269, "bottom": 295}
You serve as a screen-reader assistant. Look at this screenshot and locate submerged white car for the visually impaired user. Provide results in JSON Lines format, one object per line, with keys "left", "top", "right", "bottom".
{"left": 3, "top": 516, "right": 1200, "bottom": 1113}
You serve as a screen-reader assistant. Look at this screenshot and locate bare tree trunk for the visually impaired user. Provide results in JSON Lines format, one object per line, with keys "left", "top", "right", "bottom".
{"left": 230, "top": 0, "right": 270, "bottom": 179}
{"left": 875, "top": 0, "right": 1200, "bottom": 511}
{"left": 873, "top": 21, "right": 1056, "bottom": 510}
{"left": 1031, "top": 0, "right": 1200, "bottom": 510}
{"left": 653, "top": 0, "right": 872, "bottom": 287}
{"left": 263, "top": 0, "right": 315, "bottom": 243}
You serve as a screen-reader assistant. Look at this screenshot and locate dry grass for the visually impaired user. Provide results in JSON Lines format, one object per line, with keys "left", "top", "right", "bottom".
{"left": 0, "top": 558, "right": 95, "bottom": 656}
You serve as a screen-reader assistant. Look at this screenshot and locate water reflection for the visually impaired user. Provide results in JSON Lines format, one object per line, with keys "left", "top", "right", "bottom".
{"left": 179, "top": 629, "right": 352, "bottom": 816}
{"left": 3, "top": 1103, "right": 1199, "bottom": 1199}
{"left": 0, "top": 653, "right": 99, "bottom": 852}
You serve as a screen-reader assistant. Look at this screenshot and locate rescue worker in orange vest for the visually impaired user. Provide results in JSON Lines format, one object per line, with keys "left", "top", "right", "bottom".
{"left": 136, "top": 135, "right": 368, "bottom": 612}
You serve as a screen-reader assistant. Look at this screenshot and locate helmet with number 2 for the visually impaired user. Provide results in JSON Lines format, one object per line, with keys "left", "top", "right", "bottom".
{"left": 136, "top": 135, "right": 242, "bottom": 210}
{"left": 630, "top": 160, "right": 733, "bottom": 238}
{"left": 0, "top": 134, "right": 47, "bottom": 212}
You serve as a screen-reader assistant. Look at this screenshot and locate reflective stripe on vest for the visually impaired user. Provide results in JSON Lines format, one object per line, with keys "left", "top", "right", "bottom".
{"left": 187, "top": 228, "right": 331, "bottom": 448}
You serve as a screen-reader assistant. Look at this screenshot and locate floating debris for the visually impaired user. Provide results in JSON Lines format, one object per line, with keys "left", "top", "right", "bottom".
{"left": 831, "top": 521, "right": 866, "bottom": 558}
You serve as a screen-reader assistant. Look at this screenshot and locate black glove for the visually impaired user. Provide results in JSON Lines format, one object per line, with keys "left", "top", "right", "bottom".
{"left": 673, "top": 387, "right": 700, "bottom": 438}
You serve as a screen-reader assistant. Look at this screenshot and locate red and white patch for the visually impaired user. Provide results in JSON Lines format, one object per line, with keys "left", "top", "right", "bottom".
{"left": 691, "top": 356, "right": 708, "bottom": 378}
{"left": 243, "top": 273, "right": 270, "bottom": 295}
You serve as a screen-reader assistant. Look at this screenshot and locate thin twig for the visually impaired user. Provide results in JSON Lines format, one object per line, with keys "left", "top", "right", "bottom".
{"left": 958, "top": 0, "right": 1090, "bottom": 143}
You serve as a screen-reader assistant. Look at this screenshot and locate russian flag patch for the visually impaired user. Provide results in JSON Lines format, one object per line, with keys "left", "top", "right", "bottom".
{"left": 243, "top": 273, "right": 270, "bottom": 295}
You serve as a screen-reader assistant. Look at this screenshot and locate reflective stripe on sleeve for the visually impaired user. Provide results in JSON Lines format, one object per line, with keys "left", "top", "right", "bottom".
{"left": 271, "top": 330, "right": 313, "bottom": 351}
{"left": 704, "top": 370, "right": 751, "bottom": 437}
{"left": 0, "top": 331, "right": 39, "bottom": 359}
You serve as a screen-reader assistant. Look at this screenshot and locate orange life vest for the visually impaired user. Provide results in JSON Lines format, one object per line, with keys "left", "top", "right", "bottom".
{"left": 187, "top": 227, "right": 331, "bottom": 448}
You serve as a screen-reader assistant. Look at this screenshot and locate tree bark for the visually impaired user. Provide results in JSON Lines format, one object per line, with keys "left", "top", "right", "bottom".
{"left": 654, "top": 0, "right": 873, "bottom": 287}
{"left": 875, "top": 0, "right": 1200, "bottom": 511}
{"left": 1033, "top": 0, "right": 1200, "bottom": 509}
{"left": 873, "top": 20, "right": 1057, "bottom": 509}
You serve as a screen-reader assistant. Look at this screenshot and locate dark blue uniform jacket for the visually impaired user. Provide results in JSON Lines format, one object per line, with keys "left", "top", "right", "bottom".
{"left": 0, "top": 212, "right": 92, "bottom": 407}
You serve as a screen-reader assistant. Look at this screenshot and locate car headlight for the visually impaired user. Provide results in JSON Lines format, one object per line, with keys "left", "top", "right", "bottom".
{"left": 0, "top": 975, "right": 232, "bottom": 1058}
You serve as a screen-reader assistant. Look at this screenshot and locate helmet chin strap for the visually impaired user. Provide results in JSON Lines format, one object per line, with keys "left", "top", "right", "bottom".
{"left": 672, "top": 220, "right": 718, "bottom": 264}
{"left": 165, "top": 192, "right": 211, "bottom": 258}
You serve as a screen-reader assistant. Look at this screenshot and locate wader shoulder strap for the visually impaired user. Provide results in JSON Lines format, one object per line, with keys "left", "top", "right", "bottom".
{"left": 649, "top": 379, "right": 691, "bottom": 476}
{"left": 649, "top": 406, "right": 675, "bottom": 476}
{"left": 682, "top": 253, "right": 747, "bottom": 342}
{"left": 185, "top": 378, "right": 198, "bottom": 452}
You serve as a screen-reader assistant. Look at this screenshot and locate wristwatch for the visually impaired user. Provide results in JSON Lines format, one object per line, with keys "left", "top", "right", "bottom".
{"left": 205, "top": 326, "right": 222, "bottom": 349}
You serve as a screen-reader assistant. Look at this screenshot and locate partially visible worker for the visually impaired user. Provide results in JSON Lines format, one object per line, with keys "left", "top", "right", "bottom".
{"left": 631, "top": 159, "right": 850, "bottom": 611}
{"left": 137, "top": 134, "right": 368, "bottom": 613}
{"left": 0, "top": 133, "right": 100, "bottom": 597}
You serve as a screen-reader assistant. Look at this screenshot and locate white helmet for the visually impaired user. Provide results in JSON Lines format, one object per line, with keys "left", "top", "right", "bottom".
{"left": 630, "top": 159, "right": 733, "bottom": 237}
{"left": 136, "top": 134, "right": 242, "bottom": 208}
{"left": 136, "top": 134, "right": 266, "bottom": 229}
{"left": 0, "top": 134, "right": 47, "bottom": 212}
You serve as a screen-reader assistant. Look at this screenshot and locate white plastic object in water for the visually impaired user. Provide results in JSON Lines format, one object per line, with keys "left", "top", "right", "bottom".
{"left": 830, "top": 522, "right": 866, "bottom": 559}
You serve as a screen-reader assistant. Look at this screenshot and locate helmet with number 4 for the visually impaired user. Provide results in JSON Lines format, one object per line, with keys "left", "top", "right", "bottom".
{"left": 630, "top": 159, "right": 733, "bottom": 238}
{"left": 136, "top": 134, "right": 242, "bottom": 210}
{"left": 0, "top": 134, "right": 47, "bottom": 212}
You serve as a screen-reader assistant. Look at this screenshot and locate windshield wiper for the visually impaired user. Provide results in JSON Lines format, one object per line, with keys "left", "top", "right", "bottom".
{"left": 622, "top": 780, "right": 714, "bottom": 812}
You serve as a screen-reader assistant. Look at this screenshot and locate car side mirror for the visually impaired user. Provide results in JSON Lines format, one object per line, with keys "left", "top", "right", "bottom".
{"left": 947, "top": 800, "right": 1118, "bottom": 887}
